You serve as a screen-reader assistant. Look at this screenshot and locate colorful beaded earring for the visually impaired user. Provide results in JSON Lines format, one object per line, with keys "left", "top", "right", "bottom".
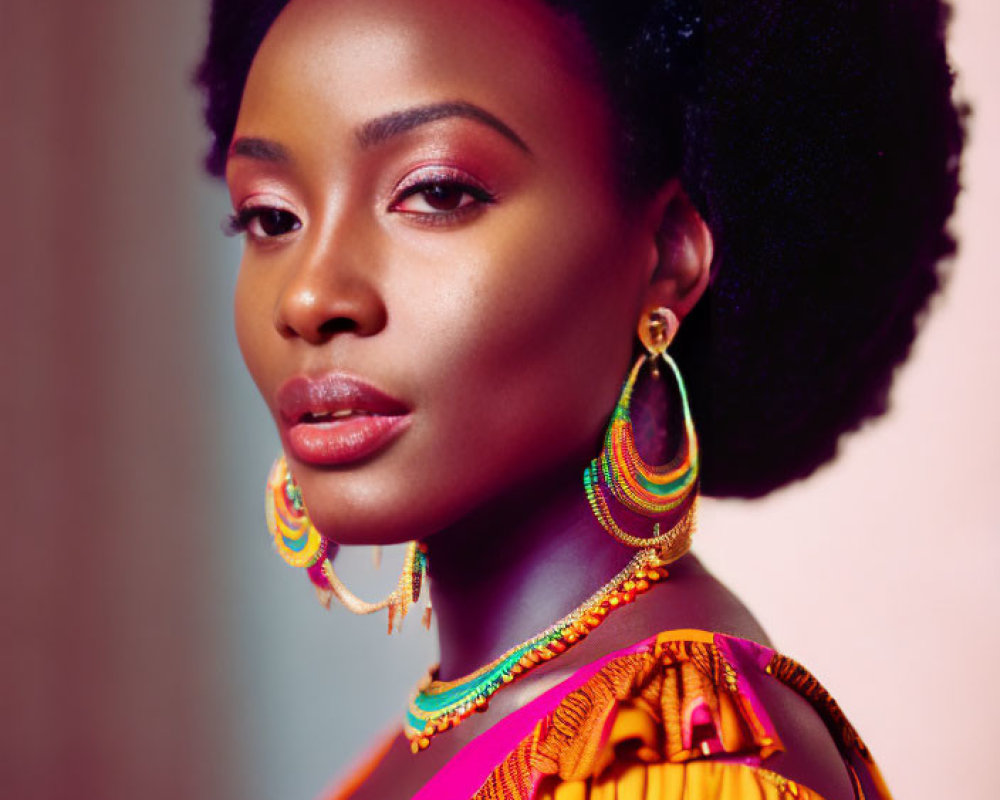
{"left": 583, "top": 307, "right": 699, "bottom": 562}
{"left": 403, "top": 309, "right": 698, "bottom": 751}
{"left": 265, "top": 454, "right": 431, "bottom": 633}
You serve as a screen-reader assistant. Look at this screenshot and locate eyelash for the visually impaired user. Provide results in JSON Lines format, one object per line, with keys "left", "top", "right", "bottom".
{"left": 224, "top": 170, "right": 496, "bottom": 240}
{"left": 388, "top": 171, "right": 496, "bottom": 226}
{"left": 223, "top": 206, "right": 302, "bottom": 240}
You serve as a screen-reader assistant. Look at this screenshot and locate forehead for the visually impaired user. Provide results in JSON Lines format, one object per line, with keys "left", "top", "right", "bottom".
{"left": 236, "top": 0, "right": 613, "bottom": 161}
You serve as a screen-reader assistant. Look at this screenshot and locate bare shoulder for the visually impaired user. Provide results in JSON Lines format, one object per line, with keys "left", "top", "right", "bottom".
{"left": 631, "top": 557, "right": 858, "bottom": 799}
{"left": 748, "top": 666, "right": 857, "bottom": 800}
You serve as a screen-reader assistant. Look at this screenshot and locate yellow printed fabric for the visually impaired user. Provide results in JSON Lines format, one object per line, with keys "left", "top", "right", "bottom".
{"left": 472, "top": 630, "right": 892, "bottom": 800}
{"left": 540, "top": 723, "right": 819, "bottom": 800}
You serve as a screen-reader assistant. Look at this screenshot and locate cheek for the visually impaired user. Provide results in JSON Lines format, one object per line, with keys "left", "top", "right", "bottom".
{"left": 381, "top": 194, "right": 643, "bottom": 524}
{"left": 468, "top": 189, "right": 643, "bottom": 393}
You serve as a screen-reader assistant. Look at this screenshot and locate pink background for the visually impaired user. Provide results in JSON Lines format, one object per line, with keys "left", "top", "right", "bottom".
{"left": 2, "top": 1, "right": 996, "bottom": 798}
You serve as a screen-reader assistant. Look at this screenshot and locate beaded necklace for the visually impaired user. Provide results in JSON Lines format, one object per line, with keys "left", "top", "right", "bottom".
{"left": 405, "top": 544, "right": 676, "bottom": 752}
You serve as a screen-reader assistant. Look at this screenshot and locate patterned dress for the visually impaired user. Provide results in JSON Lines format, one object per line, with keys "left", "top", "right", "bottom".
{"left": 328, "top": 630, "right": 892, "bottom": 800}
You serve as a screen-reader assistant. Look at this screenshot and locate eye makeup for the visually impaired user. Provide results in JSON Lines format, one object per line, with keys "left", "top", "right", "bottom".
{"left": 388, "top": 166, "right": 497, "bottom": 226}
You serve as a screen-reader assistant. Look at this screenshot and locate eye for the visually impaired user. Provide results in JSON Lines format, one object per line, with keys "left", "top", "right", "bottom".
{"left": 225, "top": 206, "right": 303, "bottom": 241}
{"left": 389, "top": 170, "right": 495, "bottom": 223}
{"left": 394, "top": 183, "right": 479, "bottom": 213}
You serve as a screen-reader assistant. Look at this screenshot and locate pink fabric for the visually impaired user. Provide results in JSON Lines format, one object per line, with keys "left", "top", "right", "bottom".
{"left": 410, "top": 636, "right": 657, "bottom": 800}
{"left": 713, "top": 635, "right": 781, "bottom": 748}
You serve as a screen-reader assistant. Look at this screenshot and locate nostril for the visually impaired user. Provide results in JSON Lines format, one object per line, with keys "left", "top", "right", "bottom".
{"left": 273, "top": 276, "right": 388, "bottom": 341}
{"left": 317, "top": 317, "right": 358, "bottom": 338}
{"left": 275, "top": 314, "right": 357, "bottom": 342}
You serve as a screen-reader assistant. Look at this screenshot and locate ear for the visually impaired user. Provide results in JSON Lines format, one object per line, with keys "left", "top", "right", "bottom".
{"left": 640, "top": 180, "right": 713, "bottom": 322}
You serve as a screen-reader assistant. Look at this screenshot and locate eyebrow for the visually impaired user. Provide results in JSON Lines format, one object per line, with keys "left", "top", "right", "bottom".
{"left": 228, "top": 137, "right": 291, "bottom": 164}
{"left": 357, "top": 101, "right": 531, "bottom": 153}
{"left": 227, "top": 100, "right": 531, "bottom": 167}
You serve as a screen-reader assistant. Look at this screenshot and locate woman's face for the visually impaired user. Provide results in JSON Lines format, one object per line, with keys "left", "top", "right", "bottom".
{"left": 227, "top": 0, "right": 663, "bottom": 543}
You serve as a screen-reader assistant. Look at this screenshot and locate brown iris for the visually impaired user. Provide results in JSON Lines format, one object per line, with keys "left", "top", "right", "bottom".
{"left": 420, "top": 183, "right": 467, "bottom": 211}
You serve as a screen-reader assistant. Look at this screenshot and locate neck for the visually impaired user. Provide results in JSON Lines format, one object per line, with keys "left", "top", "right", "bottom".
{"left": 424, "top": 454, "right": 641, "bottom": 681}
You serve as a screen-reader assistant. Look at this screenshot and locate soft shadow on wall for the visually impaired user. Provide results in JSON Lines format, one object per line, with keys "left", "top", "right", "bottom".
{"left": 3, "top": 2, "right": 234, "bottom": 799}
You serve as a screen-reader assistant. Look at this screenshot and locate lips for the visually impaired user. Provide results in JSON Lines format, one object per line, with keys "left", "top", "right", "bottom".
{"left": 277, "top": 373, "right": 412, "bottom": 466}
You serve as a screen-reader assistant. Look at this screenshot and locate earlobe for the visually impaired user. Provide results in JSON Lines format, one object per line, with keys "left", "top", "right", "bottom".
{"left": 642, "top": 184, "right": 714, "bottom": 321}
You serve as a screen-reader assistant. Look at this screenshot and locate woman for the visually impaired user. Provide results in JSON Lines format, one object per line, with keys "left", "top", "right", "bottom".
{"left": 196, "top": 0, "right": 962, "bottom": 797}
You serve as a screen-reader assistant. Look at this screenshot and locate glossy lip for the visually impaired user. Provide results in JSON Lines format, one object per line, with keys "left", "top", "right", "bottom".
{"left": 277, "top": 373, "right": 412, "bottom": 466}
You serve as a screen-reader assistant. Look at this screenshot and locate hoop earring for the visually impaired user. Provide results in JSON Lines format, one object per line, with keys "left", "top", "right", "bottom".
{"left": 265, "top": 454, "right": 431, "bottom": 633}
{"left": 583, "top": 307, "right": 700, "bottom": 563}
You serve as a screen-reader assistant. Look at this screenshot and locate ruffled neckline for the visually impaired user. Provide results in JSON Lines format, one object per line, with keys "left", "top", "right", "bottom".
{"left": 327, "top": 629, "right": 891, "bottom": 800}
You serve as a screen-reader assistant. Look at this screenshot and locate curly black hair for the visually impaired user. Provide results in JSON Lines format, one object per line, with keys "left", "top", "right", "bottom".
{"left": 195, "top": 0, "right": 965, "bottom": 497}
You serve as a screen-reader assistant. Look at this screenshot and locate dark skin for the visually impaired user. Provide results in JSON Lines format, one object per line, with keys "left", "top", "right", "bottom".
{"left": 227, "top": 0, "right": 855, "bottom": 797}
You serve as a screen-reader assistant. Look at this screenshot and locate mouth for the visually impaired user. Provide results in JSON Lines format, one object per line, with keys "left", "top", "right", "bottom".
{"left": 299, "top": 409, "right": 377, "bottom": 424}
{"left": 278, "top": 374, "right": 412, "bottom": 466}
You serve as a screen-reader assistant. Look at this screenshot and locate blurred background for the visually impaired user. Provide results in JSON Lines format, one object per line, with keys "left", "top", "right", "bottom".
{"left": 2, "top": 1, "right": 997, "bottom": 798}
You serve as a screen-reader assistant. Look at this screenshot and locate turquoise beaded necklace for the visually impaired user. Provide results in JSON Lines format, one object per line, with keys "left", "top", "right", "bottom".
{"left": 405, "top": 545, "right": 673, "bottom": 752}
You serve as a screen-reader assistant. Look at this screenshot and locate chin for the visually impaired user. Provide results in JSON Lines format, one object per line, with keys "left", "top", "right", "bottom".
{"left": 293, "top": 476, "right": 463, "bottom": 547}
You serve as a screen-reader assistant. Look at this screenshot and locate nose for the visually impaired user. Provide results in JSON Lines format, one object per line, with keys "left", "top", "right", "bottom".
{"left": 274, "top": 221, "right": 387, "bottom": 345}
